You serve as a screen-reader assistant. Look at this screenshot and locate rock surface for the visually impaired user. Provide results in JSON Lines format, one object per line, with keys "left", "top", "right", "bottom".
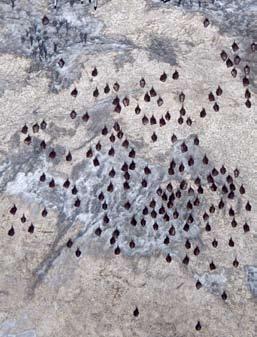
{"left": 0, "top": 0, "right": 257, "bottom": 336}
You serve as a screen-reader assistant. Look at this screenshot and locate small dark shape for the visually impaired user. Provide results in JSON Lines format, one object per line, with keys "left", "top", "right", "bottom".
{"left": 194, "top": 197, "right": 200, "bottom": 206}
{"left": 75, "top": 248, "right": 81, "bottom": 257}
{"left": 66, "top": 151, "right": 72, "bottom": 161}
{"left": 202, "top": 154, "right": 208, "bottom": 164}
{"left": 179, "top": 163, "right": 185, "bottom": 173}
{"left": 70, "top": 110, "right": 77, "bottom": 119}
{"left": 93, "top": 87, "right": 99, "bottom": 98}
{"left": 243, "top": 77, "right": 249, "bottom": 87}
{"left": 40, "top": 120, "right": 47, "bottom": 130}
{"left": 71, "top": 88, "right": 78, "bottom": 97}
{"left": 104, "top": 83, "right": 110, "bottom": 94}
{"left": 159, "top": 116, "right": 166, "bottom": 126}
{"left": 233, "top": 258, "right": 239, "bottom": 268}
{"left": 107, "top": 182, "right": 114, "bottom": 192}
{"left": 203, "top": 17, "right": 209, "bottom": 27}
{"left": 185, "top": 239, "right": 191, "bottom": 249}
{"left": 124, "top": 171, "right": 130, "bottom": 181}
{"left": 153, "top": 222, "right": 158, "bottom": 231}
{"left": 188, "top": 157, "right": 194, "bottom": 166}
{"left": 195, "top": 321, "right": 201, "bottom": 331}
{"left": 110, "top": 237, "right": 115, "bottom": 245}
{"left": 200, "top": 108, "right": 206, "bottom": 118}
{"left": 32, "top": 123, "right": 39, "bottom": 133}
{"left": 216, "top": 86, "right": 223, "bottom": 96}
{"left": 20, "top": 214, "right": 26, "bottom": 223}
{"left": 144, "top": 92, "right": 150, "bottom": 102}
{"left": 179, "top": 92, "right": 185, "bottom": 103}
{"left": 92, "top": 67, "right": 98, "bottom": 77}
{"left": 108, "top": 147, "right": 115, "bottom": 156}
{"left": 232, "top": 41, "right": 239, "bottom": 52}
{"left": 226, "top": 58, "right": 233, "bottom": 68}
{"left": 58, "top": 59, "right": 65, "bottom": 68}
{"left": 10, "top": 204, "right": 17, "bottom": 215}
{"left": 194, "top": 246, "right": 200, "bottom": 256}
{"left": 220, "top": 50, "right": 227, "bottom": 61}
{"left": 196, "top": 280, "right": 202, "bottom": 289}
{"left": 169, "top": 225, "right": 176, "bottom": 236}
{"left": 213, "top": 103, "right": 219, "bottom": 112}
{"left": 123, "top": 96, "right": 130, "bottom": 107}
{"left": 102, "top": 202, "right": 108, "bottom": 210}
{"left": 186, "top": 117, "right": 192, "bottom": 126}
{"left": 109, "top": 133, "right": 115, "bottom": 143}
{"left": 86, "top": 148, "right": 93, "bottom": 158}
{"left": 129, "top": 240, "right": 135, "bottom": 249}
{"left": 208, "top": 92, "right": 215, "bottom": 102}
{"left": 71, "top": 185, "right": 78, "bottom": 195}
{"left": 141, "top": 218, "right": 146, "bottom": 227}
{"left": 133, "top": 307, "right": 139, "bottom": 317}
{"left": 212, "top": 168, "right": 219, "bottom": 176}
{"left": 221, "top": 291, "right": 227, "bottom": 301}
{"left": 28, "top": 223, "right": 34, "bottom": 233}
{"left": 121, "top": 162, "right": 128, "bottom": 171}
{"left": 244, "top": 222, "right": 250, "bottom": 233}
{"left": 63, "top": 179, "right": 70, "bottom": 188}
{"left": 218, "top": 199, "right": 224, "bottom": 209}
{"left": 49, "top": 150, "right": 56, "bottom": 159}
{"left": 122, "top": 139, "right": 129, "bottom": 148}
{"left": 42, "top": 15, "right": 49, "bottom": 25}
{"left": 98, "top": 192, "right": 104, "bottom": 201}
{"left": 157, "top": 97, "right": 163, "bottom": 106}
{"left": 150, "top": 115, "right": 157, "bottom": 125}
{"left": 245, "top": 89, "right": 251, "bottom": 99}
{"left": 42, "top": 208, "right": 48, "bottom": 217}
{"left": 245, "top": 201, "right": 252, "bottom": 211}
{"left": 112, "top": 96, "right": 120, "bottom": 105}
{"left": 8, "top": 226, "right": 15, "bottom": 236}
{"left": 171, "top": 134, "right": 177, "bottom": 143}
{"left": 181, "top": 142, "right": 188, "bottom": 152}
{"left": 231, "top": 68, "right": 237, "bottom": 78}
{"left": 49, "top": 179, "right": 55, "bottom": 188}
{"left": 231, "top": 218, "right": 237, "bottom": 228}
{"left": 220, "top": 165, "right": 226, "bottom": 174}
{"left": 244, "top": 65, "right": 250, "bottom": 76}
{"left": 205, "top": 223, "right": 211, "bottom": 231}
{"left": 239, "top": 185, "right": 245, "bottom": 194}
{"left": 233, "top": 168, "right": 239, "bottom": 178}
{"left": 129, "top": 148, "right": 135, "bottom": 158}
{"left": 144, "top": 166, "right": 151, "bottom": 175}
{"left": 142, "top": 115, "right": 149, "bottom": 125}
{"left": 165, "top": 111, "right": 171, "bottom": 121}
{"left": 183, "top": 255, "right": 189, "bottom": 265}
{"left": 245, "top": 100, "right": 251, "bottom": 108}
{"left": 96, "top": 141, "right": 101, "bottom": 151}
{"left": 151, "top": 132, "right": 157, "bottom": 142}
{"left": 24, "top": 135, "right": 31, "bottom": 145}
{"left": 234, "top": 55, "right": 241, "bottom": 65}
{"left": 172, "top": 70, "right": 179, "bottom": 79}
{"left": 251, "top": 42, "right": 257, "bottom": 52}
{"left": 124, "top": 201, "right": 131, "bottom": 209}
{"left": 160, "top": 72, "right": 167, "bottom": 82}
{"left": 212, "top": 239, "right": 218, "bottom": 248}
{"left": 209, "top": 205, "right": 215, "bottom": 213}
{"left": 180, "top": 107, "right": 186, "bottom": 116}
{"left": 210, "top": 261, "right": 216, "bottom": 270}
{"left": 21, "top": 124, "right": 28, "bottom": 134}
{"left": 229, "top": 237, "right": 234, "bottom": 247}
{"left": 114, "top": 246, "right": 121, "bottom": 255}
{"left": 113, "top": 82, "right": 120, "bottom": 92}
{"left": 40, "top": 173, "right": 46, "bottom": 182}
{"left": 109, "top": 168, "right": 116, "bottom": 178}
{"left": 135, "top": 105, "right": 141, "bottom": 115}
{"left": 140, "top": 78, "right": 146, "bottom": 88}
{"left": 166, "top": 254, "right": 172, "bottom": 263}
{"left": 40, "top": 140, "right": 46, "bottom": 150}
{"left": 74, "top": 198, "right": 80, "bottom": 207}
{"left": 150, "top": 87, "right": 157, "bottom": 97}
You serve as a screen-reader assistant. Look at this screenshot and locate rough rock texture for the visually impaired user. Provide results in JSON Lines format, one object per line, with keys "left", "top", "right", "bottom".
{"left": 0, "top": 0, "right": 257, "bottom": 336}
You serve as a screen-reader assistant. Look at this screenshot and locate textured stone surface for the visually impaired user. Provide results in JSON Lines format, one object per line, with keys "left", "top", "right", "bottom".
{"left": 0, "top": 0, "right": 257, "bottom": 336}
